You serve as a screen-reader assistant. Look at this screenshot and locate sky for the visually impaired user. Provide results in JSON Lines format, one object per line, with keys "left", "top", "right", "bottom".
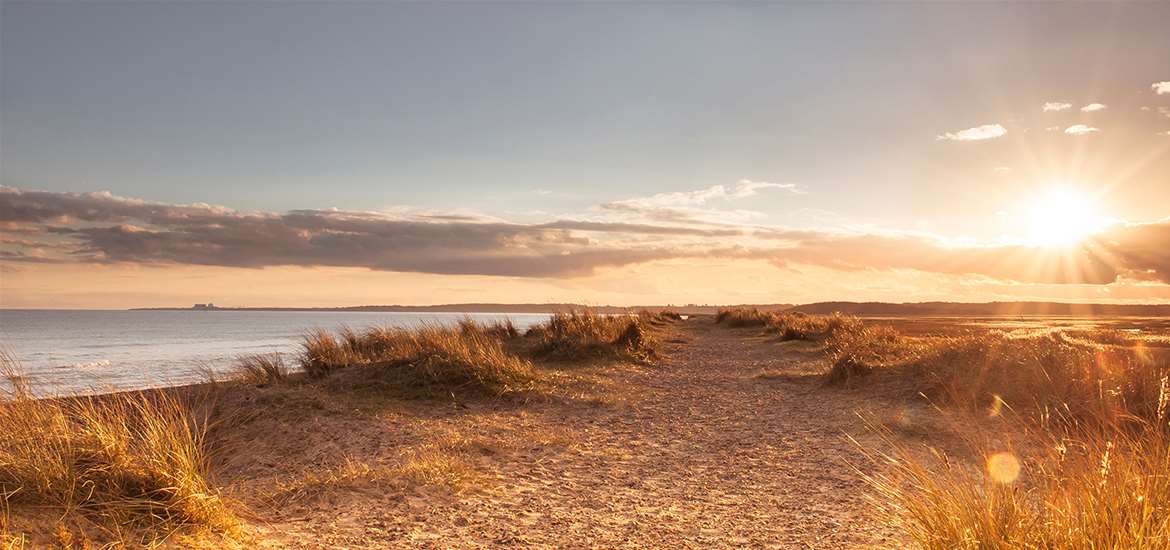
{"left": 2, "top": 2, "right": 1170, "bottom": 308}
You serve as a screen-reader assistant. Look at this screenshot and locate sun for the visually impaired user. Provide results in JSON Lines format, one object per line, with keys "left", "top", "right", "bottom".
{"left": 1026, "top": 187, "right": 1104, "bottom": 247}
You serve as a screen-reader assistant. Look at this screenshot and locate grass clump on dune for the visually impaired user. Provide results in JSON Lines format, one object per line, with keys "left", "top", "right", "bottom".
{"left": 836, "top": 326, "right": 1170, "bottom": 548}
{"left": 232, "top": 352, "right": 290, "bottom": 386}
{"left": 298, "top": 322, "right": 537, "bottom": 397}
{"left": 822, "top": 323, "right": 916, "bottom": 385}
{"left": 767, "top": 312, "right": 862, "bottom": 342}
{"left": 829, "top": 328, "right": 1170, "bottom": 424}
{"left": 862, "top": 390, "right": 1170, "bottom": 549}
{"left": 644, "top": 310, "right": 683, "bottom": 324}
{"left": 0, "top": 354, "right": 234, "bottom": 545}
{"left": 526, "top": 310, "right": 656, "bottom": 363}
{"left": 715, "top": 307, "right": 776, "bottom": 327}
{"left": 716, "top": 308, "right": 863, "bottom": 342}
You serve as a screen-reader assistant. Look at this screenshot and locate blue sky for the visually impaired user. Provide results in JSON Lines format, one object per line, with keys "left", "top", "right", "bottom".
{"left": 2, "top": 3, "right": 1170, "bottom": 307}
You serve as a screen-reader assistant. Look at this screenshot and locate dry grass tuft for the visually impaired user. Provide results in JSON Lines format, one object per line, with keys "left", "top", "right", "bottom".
{"left": 639, "top": 310, "right": 683, "bottom": 327}
{"left": 269, "top": 431, "right": 490, "bottom": 505}
{"left": 860, "top": 413, "right": 1170, "bottom": 549}
{"left": 527, "top": 311, "right": 657, "bottom": 363}
{"left": 769, "top": 312, "right": 862, "bottom": 341}
{"left": 461, "top": 317, "right": 519, "bottom": 340}
{"left": 716, "top": 308, "right": 862, "bottom": 342}
{"left": 823, "top": 323, "right": 919, "bottom": 385}
{"left": 832, "top": 329, "right": 1170, "bottom": 424}
{"left": 231, "top": 353, "right": 289, "bottom": 386}
{"left": 840, "top": 325, "right": 1170, "bottom": 548}
{"left": 656, "top": 310, "right": 684, "bottom": 322}
{"left": 396, "top": 436, "right": 485, "bottom": 492}
{"left": 298, "top": 328, "right": 356, "bottom": 378}
{"left": 0, "top": 353, "right": 235, "bottom": 544}
{"left": 715, "top": 307, "right": 775, "bottom": 327}
{"left": 299, "top": 322, "right": 539, "bottom": 397}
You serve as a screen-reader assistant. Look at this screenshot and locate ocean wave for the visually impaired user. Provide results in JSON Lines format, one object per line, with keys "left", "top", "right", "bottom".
{"left": 58, "top": 359, "right": 113, "bottom": 369}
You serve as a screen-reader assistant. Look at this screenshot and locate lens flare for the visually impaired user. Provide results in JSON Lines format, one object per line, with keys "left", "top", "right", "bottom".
{"left": 987, "top": 452, "right": 1021, "bottom": 484}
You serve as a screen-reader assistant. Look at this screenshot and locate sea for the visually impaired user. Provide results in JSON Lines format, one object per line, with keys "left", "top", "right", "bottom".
{"left": 0, "top": 310, "right": 551, "bottom": 396}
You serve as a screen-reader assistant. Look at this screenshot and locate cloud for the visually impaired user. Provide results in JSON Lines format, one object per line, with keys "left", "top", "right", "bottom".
{"left": 536, "top": 220, "right": 742, "bottom": 237}
{"left": 1080, "top": 103, "right": 1107, "bottom": 112}
{"left": 0, "top": 186, "right": 685, "bottom": 277}
{"left": 936, "top": 124, "right": 1007, "bottom": 142}
{"left": 1153, "top": 81, "right": 1170, "bottom": 95}
{"left": 1042, "top": 102, "right": 1072, "bottom": 112}
{"left": 605, "top": 180, "right": 801, "bottom": 210}
{"left": 1064, "top": 124, "right": 1100, "bottom": 135}
{"left": 732, "top": 179, "right": 804, "bottom": 197}
{"left": 4, "top": 187, "right": 1170, "bottom": 286}
{"left": 597, "top": 180, "right": 802, "bottom": 225}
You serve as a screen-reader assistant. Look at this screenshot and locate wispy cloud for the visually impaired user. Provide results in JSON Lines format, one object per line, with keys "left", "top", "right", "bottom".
{"left": 936, "top": 124, "right": 1007, "bottom": 142}
{"left": 1080, "top": 103, "right": 1107, "bottom": 112}
{"left": 1153, "top": 81, "right": 1170, "bottom": 95}
{"left": 1064, "top": 124, "right": 1100, "bottom": 135}
{"left": 606, "top": 180, "right": 801, "bottom": 209}
{"left": 1042, "top": 102, "right": 1072, "bottom": 112}
{"left": 597, "top": 180, "right": 803, "bottom": 225}
{"left": 731, "top": 179, "right": 804, "bottom": 197}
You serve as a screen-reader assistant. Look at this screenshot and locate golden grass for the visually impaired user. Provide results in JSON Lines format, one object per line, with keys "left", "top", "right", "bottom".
{"left": 715, "top": 307, "right": 775, "bottom": 327}
{"left": 716, "top": 308, "right": 861, "bottom": 342}
{"left": 526, "top": 310, "right": 656, "bottom": 363}
{"left": 831, "top": 329, "right": 1169, "bottom": 425}
{"left": 231, "top": 352, "right": 289, "bottom": 386}
{"left": 0, "top": 353, "right": 235, "bottom": 545}
{"left": 395, "top": 435, "right": 485, "bottom": 492}
{"left": 860, "top": 413, "right": 1170, "bottom": 549}
{"left": 299, "top": 322, "right": 538, "bottom": 397}
{"left": 268, "top": 432, "right": 491, "bottom": 505}
{"left": 835, "top": 325, "right": 1170, "bottom": 548}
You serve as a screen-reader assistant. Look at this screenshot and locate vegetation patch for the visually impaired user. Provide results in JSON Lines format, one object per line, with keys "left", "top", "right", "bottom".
{"left": 301, "top": 323, "right": 539, "bottom": 398}
{"left": 715, "top": 307, "right": 776, "bottom": 327}
{"left": 0, "top": 355, "right": 235, "bottom": 545}
{"left": 832, "top": 325, "right": 1170, "bottom": 548}
{"left": 526, "top": 310, "right": 657, "bottom": 363}
{"left": 716, "top": 308, "right": 863, "bottom": 342}
{"left": 232, "top": 352, "right": 290, "bottom": 386}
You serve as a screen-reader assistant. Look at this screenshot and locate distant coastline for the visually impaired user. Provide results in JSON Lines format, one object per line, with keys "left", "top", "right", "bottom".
{"left": 132, "top": 301, "right": 1170, "bottom": 317}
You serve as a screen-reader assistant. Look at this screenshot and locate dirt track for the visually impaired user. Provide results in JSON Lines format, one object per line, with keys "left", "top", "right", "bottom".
{"left": 244, "top": 318, "right": 908, "bottom": 548}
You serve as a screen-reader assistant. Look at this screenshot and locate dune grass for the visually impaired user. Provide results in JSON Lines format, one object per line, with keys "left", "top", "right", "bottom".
{"left": 861, "top": 406, "right": 1170, "bottom": 549}
{"left": 716, "top": 308, "right": 862, "bottom": 342}
{"left": 298, "top": 322, "right": 538, "bottom": 397}
{"left": 826, "top": 323, "right": 1170, "bottom": 548}
{"left": 828, "top": 329, "right": 1169, "bottom": 424}
{"left": 715, "top": 307, "right": 776, "bottom": 327}
{"left": 0, "top": 353, "right": 235, "bottom": 545}
{"left": 232, "top": 352, "right": 290, "bottom": 386}
{"left": 526, "top": 310, "right": 657, "bottom": 363}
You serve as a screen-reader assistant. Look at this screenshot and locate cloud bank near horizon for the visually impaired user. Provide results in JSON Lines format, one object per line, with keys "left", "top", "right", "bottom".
{"left": 4, "top": 186, "right": 1170, "bottom": 287}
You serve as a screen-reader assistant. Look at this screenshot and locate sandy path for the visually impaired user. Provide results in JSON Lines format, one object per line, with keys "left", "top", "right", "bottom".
{"left": 250, "top": 318, "right": 904, "bottom": 548}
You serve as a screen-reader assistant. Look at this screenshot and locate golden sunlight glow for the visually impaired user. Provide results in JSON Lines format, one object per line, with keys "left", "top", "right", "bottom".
{"left": 1026, "top": 187, "right": 1103, "bottom": 247}
{"left": 987, "top": 452, "right": 1022, "bottom": 484}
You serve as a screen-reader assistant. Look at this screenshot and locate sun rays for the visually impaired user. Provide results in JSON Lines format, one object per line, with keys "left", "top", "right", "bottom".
{"left": 1025, "top": 186, "right": 1107, "bottom": 247}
